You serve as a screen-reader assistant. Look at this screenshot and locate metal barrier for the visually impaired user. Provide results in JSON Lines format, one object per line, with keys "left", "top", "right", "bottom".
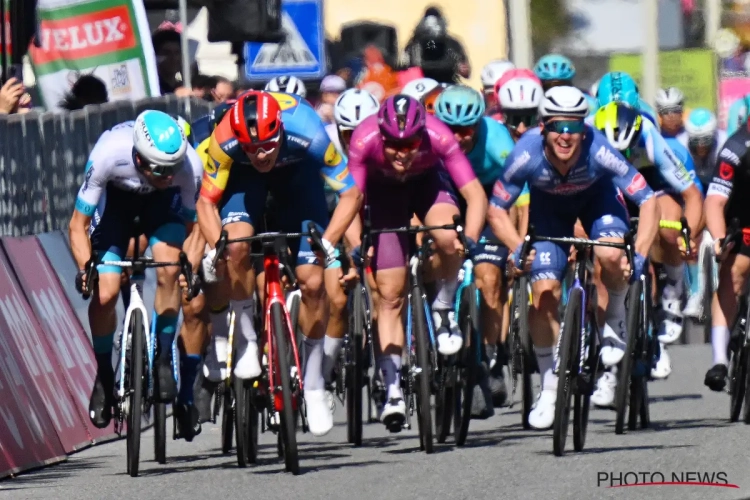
{"left": 0, "top": 96, "right": 213, "bottom": 236}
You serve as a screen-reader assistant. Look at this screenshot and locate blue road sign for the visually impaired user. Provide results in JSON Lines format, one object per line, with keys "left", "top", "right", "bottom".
{"left": 244, "top": 0, "right": 326, "bottom": 81}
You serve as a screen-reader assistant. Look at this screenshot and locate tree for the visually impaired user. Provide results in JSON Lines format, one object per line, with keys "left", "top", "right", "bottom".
{"left": 530, "top": 0, "right": 572, "bottom": 56}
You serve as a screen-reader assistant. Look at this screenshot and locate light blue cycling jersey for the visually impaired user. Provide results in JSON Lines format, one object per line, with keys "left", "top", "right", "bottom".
{"left": 586, "top": 113, "right": 695, "bottom": 194}
{"left": 727, "top": 95, "right": 750, "bottom": 136}
{"left": 663, "top": 137, "right": 703, "bottom": 193}
{"left": 638, "top": 98, "right": 659, "bottom": 129}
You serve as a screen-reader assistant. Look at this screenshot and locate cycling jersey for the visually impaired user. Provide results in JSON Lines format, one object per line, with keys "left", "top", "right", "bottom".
{"left": 585, "top": 94, "right": 599, "bottom": 116}
{"left": 324, "top": 122, "right": 345, "bottom": 156}
{"left": 675, "top": 130, "right": 727, "bottom": 193}
{"left": 663, "top": 137, "right": 703, "bottom": 193}
{"left": 638, "top": 98, "right": 659, "bottom": 129}
{"left": 199, "top": 92, "right": 356, "bottom": 205}
{"left": 726, "top": 95, "right": 750, "bottom": 136}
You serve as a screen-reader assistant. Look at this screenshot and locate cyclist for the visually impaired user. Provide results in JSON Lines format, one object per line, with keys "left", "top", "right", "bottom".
{"left": 265, "top": 75, "right": 307, "bottom": 98}
{"left": 491, "top": 68, "right": 541, "bottom": 122}
{"left": 69, "top": 111, "right": 200, "bottom": 429}
{"left": 678, "top": 109, "right": 727, "bottom": 321}
{"left": 401, "top": 77, "right": 440, "bottom": 102}
{"left": 196, "top": 90, "right": 362, "bottom": 437}
{"left": 487, "top": 86, "right": 659, "bottom": 429}
{"left": 533, "top": 53, "right": 576, "bottom": 91}
{"left": 346, "top": 95, "right": 488, "bottom": 430}
{"left": 596, "top": 71, "right": 659, "bottom": 128}
{"left": 655, "top": 87, "right": 685, "bottom": 138}
{"left": 726, "top": 94, "right": 750, "bottom": 136}
{"left": 434, "top": 85, "right": 519, "bottom": 415}
{"left": 480, "top": 59, "right": 515, "bottom": 108}
{"left": 590, "top": 101, "right": 703, "bottom": 394}
{"left": 421, "top": 83, "right": 450, "bottom": 115}
{"left": 703, "top": 125, "right": 750, "bottom": 391}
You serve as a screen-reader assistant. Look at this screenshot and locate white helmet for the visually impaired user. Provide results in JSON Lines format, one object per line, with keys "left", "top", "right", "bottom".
{"left": 589, "top": 79, "right": 600, "bottom": 98}
{"left": 538, "top": 86, "right": 589, "bottom": 119}
{"left": 685, "top": 108, "right": 718, "bottom": 142}
{"left": 655, "top": 87, "right": 684, "bottom": 113}
{"left": 334, "top": 88, "right": 380, "bottom": 129}
{"left": 133, "top": 110, "right": 187, "bottom": 170}
{"left": 498, "top": 77, "right": 544, "bottom": 110}
{"left": 481, "top": 59, "right": 515, "bottom": 89}
{"left": 265, "top": 76, "right": 307, "bottom": 97}
{"left": 401, "top": 78, "right": 439, "bottom": 101}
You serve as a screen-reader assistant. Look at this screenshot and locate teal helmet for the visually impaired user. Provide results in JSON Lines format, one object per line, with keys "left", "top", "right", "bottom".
{"left": 534, "top": 54, "right": 576, "bottom": 82}
{"left": 435, "top": 85, "right": 485, "bottom": 127}
{"left": 597, "top": 71, "right": 640, "bottom": 109}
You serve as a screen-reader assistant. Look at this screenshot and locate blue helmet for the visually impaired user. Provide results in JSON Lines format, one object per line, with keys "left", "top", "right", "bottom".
{"left": 534, "top": 54, "right": 576, "bottom": 82}
{"left": 435, "top": 85, "right": 485, "bottom": 127}
{"left": 685, "top": 108, "right": 717, "bottom": 142}
{"left": 597, "top": 72, "right": 640, "bottom": 109}
{"left": 133, "top": 110, "right": 187, "bottom": 172}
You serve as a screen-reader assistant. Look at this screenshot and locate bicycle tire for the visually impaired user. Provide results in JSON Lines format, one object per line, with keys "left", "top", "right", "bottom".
{"left": 553, "top": 287, "right": 581, "bottom": 457}
{"left": 126, "top": 309, "right": 145, "bottom": 477}
{"left": 233, "top": 375, "right": 249, "bottom": 467}
{"left": 434, "top": 360, "right": 455, "bottom": 444}
{"left": 246, "top": 388, "right": 259, "bottom": 463}
{"left": 573, "top": 286, "right": 597, "bottom": 452}
{"left": 221, "top": 387, "right": 234, "bottom": 454}
{"left": 456, "top": 284, "right": 479, "bottom": 447}
{"left": 517, "top": 275, "right": 534, "bottom": 430}
{"left": 615, "top": 280, "right": 642, "bottom": 435}
{"left": 271, "top": 302, "right": 300, "bottom": 474}
{"left": 154, "top": 402, "right": 166, "bottom": 464}
{"left": 347, "top": 286, "right": 365, "bottom": 446}
{"left": 411, "top": 286, "right": 434, "bottom": 454}
{"left": 289, "top": 292, "right": 302, "bottom": 353}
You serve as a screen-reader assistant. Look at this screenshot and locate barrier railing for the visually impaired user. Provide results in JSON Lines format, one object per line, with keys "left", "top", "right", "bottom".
{"left": 0, "top": 96, "right": 213, "bottom": 237}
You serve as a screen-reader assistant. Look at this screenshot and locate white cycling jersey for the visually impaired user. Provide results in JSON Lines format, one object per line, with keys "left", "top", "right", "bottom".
{"left": 675, "top": 129, "right": 728, "bottom": 173}
{"left": 75, "top": 120, "right": 202, "bottom": 220}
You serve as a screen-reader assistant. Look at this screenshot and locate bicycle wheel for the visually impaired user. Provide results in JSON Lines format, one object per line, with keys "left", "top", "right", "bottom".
{"left": 517, "top": 276, "right": 534, "bottom": 430}
{"left": 434, "top": 358, "right": 455, "bottom": 444}
{"left": 233, "top": 375, "right": 249, "bottom": 467}
{"left": 154, "top": 401, "right": 166, "bottom": 464}
{"left": 411, "top": 286, "right": 434, "bottom": 454}
{"left": 246, "top": 390, "right": 259, "bottom": 463}
{"left": 615, "top": 280, "right": 642, "bottom": 435}
{"left": 455, "top": 284, "right": 479, "bottom": 447}
{"left": 553, "top": 287, "right": 581, "bottom": 457}
{"left": 221, "top": 387, "right": 234, "bottom": 454}
{"left": 347, "top": 286, "right": 365, "bottom": 446}
{"left": 573, "top": 286, "right": 597, "bottom": 452}
{"left": 126, "top": 309, "right": 145, "bottom": 477}
{"left": 271, "top": 302, "right": 299, "bottom": 474}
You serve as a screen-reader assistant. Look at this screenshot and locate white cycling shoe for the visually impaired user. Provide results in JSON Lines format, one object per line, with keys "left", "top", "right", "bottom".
{"left": 435, "top": 310, "right": 463, "bottom": 356}
{"left": 305, "top": 389, "right": 334, "bottom": 437}
{"left": 658, "top": 290, "right": 684, "bottom": 344}
{"left": 651, "top": 344, "right": 672, "bottom": 380}
{"left": 528, "top": 390, "right": 556, "bottom": 430}
{"left": 234, "top": 341, "right": 261, "bottom": 380}
{"left": 682, "top": 284, "right": 704, "bottom": 320}
{"left": 600, "top": 324, "right": 626, "bottom": 367}
{"left": 591, "top": 372, "right": 617, "bottom": 408}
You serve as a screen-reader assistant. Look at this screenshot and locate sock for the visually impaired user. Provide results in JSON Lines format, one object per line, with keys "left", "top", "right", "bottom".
{"left": 322, "top": 336, "right": 344, "bottom": 384}
{"left": 535, "top": 346, "right": 557, "bottom": 392}
{"left": 604, "top": 287, "right": 627, "bottom": 340}
{"left": 231, "top": 299, "right": 257, "bottom": 343}
{"left": 687, "top": 262, "right": 701, "bottom": 296}
{"left": 92, "top": 333, "right": 115, "bottom": 372}
{"left": 178, "top": 354, "right": 201, "bottom": 405}
{"left": 378, "top": 354, "right": 403, "bottom": 399}
{"left": 155, "top": 314, "right": 178, "bottom": 361}
{"left": 432, "top": 277, "right": 459, "bottom": 311}
{"left": 302, "top": 336, "right": 325, "bottom": 391}
{"left": 712, "top": 326, "right": 730, "bottom": 366}
{"left": 209, "top": 307, "right": 229, "bottom": 364}
{"left": 664, "top": 263, "right": 684, "bottom": 285}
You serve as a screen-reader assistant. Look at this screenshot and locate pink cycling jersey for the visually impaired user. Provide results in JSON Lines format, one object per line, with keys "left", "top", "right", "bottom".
{"left": 347, "top": 113, "right": 477, "bottom": 192}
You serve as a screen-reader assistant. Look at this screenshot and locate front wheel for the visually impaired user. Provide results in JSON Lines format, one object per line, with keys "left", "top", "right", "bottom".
{"left": 455, "top": 284, "right": 479, "bottom": 447}
{"left": 346, "top": 286, "right": 365, "bottom": 446}
{"left": 271, "top": 302, "right": 300, "bottom": 474}
{"left": 553, "top": 288, "right": 581, "bottom": 457}
{"left": 411, "top": 288, "right": 434, "bottom": 454}
{"left": 154, "top": 402, "right": 166, "bottom": 464}
{"left": 615, "top": 280, "right": 642, "bottom": 435}
{"left": 126, "top": 310, "right": 145, "bottom": 477}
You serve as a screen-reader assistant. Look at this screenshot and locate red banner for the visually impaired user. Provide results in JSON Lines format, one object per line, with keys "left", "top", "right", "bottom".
{"left": 0, "top": 249, "right": 66, "bottom": 477}
{"left": 0, "top": 240, "right": 91, "bottom": 453}
{"left": 3, "top": 237, "right": 117, "bottom": 444}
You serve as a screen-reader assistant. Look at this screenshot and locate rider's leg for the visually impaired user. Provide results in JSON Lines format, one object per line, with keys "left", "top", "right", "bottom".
{"left": 654, "top": 194, "right": 686, "bottom": 344}
{"left": 323, "top": 265, "right": 347, "bottom": 388}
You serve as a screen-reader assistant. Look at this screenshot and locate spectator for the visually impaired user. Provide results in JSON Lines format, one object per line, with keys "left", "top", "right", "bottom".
{"left": 59, "top": 74, "right": 108, "bottom": 111}
{"left": 401, "top": 6, "right": 470, "bottom": 84}
{"left": 152, "top": 27, "right": 183, "bottom": 94}
{"left": 0, "top": 77, "right": 25, "bottom": 114}
{"left": 190, "top": 73, "right": 213, "bottom": 99}
{"left": 356, "top": 45, "right": 399, "bottom": 101}
{"left": 210, "top": 76, "right": 235, "bottom": 103}
{"left": 317, "top": 74, "right": 346, "bottom": 123}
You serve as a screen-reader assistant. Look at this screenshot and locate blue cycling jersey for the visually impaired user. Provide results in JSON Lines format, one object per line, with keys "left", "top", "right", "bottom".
{"left": 663, "top": 137, "right": 703, "bottom": 193}
{"left": 490, "top": 127, "right": 654, "bottom": 210}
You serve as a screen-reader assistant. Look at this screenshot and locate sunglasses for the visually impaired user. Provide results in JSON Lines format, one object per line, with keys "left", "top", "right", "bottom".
{"left": 504, "top": 112, "right": 538, "bottom": 129}
{"left": 449, "top": 124, "right": 477, "bottom": 138}
{"left": 338, "top": 127, "right": 354, "bottom": 145}
{"left": 147, "top": 163, "right": 177, "bottom": 177}
{"left": 689, "top": 137, "right": 714, "bottom": 148}
{"left": 383, "top": 135, "right": 422, "bottom": 152}
{"left": 544, "top": 119, "right": 585, "bottom": 135}
{"left": 658, "top": 106, "right": 683, "bottom": 116}
{"left": 241, "top": 130, "right": 282, "bottom": 156}
{"left": 542, "top": 79, "right": 570, "bottom": 91}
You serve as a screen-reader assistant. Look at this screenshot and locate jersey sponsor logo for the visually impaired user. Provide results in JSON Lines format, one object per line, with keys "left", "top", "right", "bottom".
{"left": 492, "top": 181, "right": 512, "bottom": 202}
{"left": 719, "top": 161, "right": 734, "bottom": 181}
{"left": 594, "top": 145, "right": 629, "bottom": 176}
{"left": 719, "top": 148, "right": 740, "bottom": 165}
{"left": 335, "top": 167, "right": 350, "bottom": 181}
{"left": 205, "top": 156, "right": 221, "bottom": 177}
{"left": 626, "top": 172, "right": 647, "bottom": 195}
{"left": 268, "top": 92, "right": 298, "bottom": 112}
{"left": 286, "top": 133, "right": 311, "bottom": 149}
{"left": 663, "top": 148, "right": 689, "bottom": 181}
{"left": 83, "top": 163, "right": 94, "bottom": 192}
{"left": 707, "top": 183, "right": 731, "bottom": 198}
{"left": 323, "top": 142, "right": 343, "bottom": 166}
{"left": 504, "top": 150, "right": 531, "bottom": 178}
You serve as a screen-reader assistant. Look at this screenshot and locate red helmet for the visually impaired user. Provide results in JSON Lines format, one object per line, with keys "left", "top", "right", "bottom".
{"left": 228, "top": 91, "right": 283, "bottom": 149}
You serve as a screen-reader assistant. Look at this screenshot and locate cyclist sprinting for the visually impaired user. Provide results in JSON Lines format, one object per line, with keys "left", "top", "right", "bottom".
{"left": 346, "top": 94, "right": 488, "bottom": 431}
{"left": 487, "top": 86, "right": 659, "bottom": 429}
{"left": 596, "top": 71, "right": 659, "bottom": 128}
{"left": 196, "top": 90, "right": 362, "bottom": 437}
{"left": 69, "top": 111, "right": 201, "bottom": 429}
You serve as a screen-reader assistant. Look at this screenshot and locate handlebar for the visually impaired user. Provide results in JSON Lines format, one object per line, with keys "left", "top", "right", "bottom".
{"left": 659, "top": 217, "right": 692, "bottom": 258}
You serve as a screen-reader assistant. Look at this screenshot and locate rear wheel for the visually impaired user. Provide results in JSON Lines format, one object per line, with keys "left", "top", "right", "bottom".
{"left": 221, "top": 387, "right": 234, "bottom": 454}
{"left": 411, "top": 287, "right": 434, "bottom": 453}
{"left": 516, "top": 276, "right": 534, "bottom": 430}
{"left": 126, "top": 310, "right": 145, "bottom": 477}
{"left": 233, "top": 376, "right": 248, "bottom": 468}
{"left": 730, "top": 344, "right": 747, "bottom": 422}
{"left": 154, "top": 401, "right": 166, "bottom": 464}
{"left": 456, "top": 284, "right": 479, "bottom": 447}
{"left": 271, "top": 302, "right": 300, "bottom": 474}
{"left": 553, "top": 288, "right": 581, "bottom": 457}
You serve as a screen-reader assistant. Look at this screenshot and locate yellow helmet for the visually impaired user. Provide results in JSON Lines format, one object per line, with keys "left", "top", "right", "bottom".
{"left": 594, "top": 102, "right": 642, "bottom": 154}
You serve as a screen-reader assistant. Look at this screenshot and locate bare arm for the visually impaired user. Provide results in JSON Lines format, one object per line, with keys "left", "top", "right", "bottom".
{"left": 634, "top": 196, "right": 659, "bottom": 257}
{"left": 69, "top": 211, "right": 93, "bottom": 270}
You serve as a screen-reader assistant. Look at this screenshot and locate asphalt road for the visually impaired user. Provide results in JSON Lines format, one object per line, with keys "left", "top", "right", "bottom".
{"left": 2, "top": 344, "right": 749, "bottom": 500}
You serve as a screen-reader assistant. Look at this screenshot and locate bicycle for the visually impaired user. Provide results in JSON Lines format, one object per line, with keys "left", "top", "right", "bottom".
{"left": 506, "top": 260, "right": 535, "bottom": 429}
{"left": 82, "top": 231, "right": 196, "bottom": 477}
{"left": 213, "top": 226, "right": 317, "bottom": 475}
{"left": 360, "top": 213, "right": 462, "bottom": 453}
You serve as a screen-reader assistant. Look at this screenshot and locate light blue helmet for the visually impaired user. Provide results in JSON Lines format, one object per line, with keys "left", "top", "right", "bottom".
{"left": 435, "top": 85, "right": 485, "bottom": 127}
{"left": 133, "top": 110, "right": 187, "bottom": 172}
{"left": 596, "top": 72, "right": 640, "bottom": 109}
{"left": 685, "top": 108, "right": 717, "bottom": 142}
{"left": 534, "top": 54, "right": 576, "bottom": 82}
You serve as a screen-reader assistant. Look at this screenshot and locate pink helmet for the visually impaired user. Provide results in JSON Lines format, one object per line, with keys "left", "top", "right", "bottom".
{"left": 378, "top": 94, "right": 426, "bottom": 140}
{"left": 494, "top": 69, "right": 541, "bottom": 97}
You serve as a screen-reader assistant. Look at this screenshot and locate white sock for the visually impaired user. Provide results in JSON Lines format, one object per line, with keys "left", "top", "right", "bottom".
{"left": 605, "top": 287, "right": 627, "bottom": 338}
{"left": 302, "top": 336, "right": 325, "bottom": 391}
{"left": 535, "top": 346, "right": 557, "bottom": 392}
{"left": 432, "top": 277, "right": 458, "bottom": 311}
{"left": 322, "top": 336, "right": 344, "bottom": 383}
{"left": 378, "top": 354, "right": 402, "bottom": 399}
{"left": 209, "top": 309, "right": 229, "bottom": 363}
{"left": 230, "top": 298, "right": 256, "bottom": 343}
{"left": 712, "top": 326, "right": 730, "bottom": 366}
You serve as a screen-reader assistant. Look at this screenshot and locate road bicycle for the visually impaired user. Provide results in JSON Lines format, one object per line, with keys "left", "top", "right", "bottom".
{"left": 507, "top": 261, "right": 535, "bottom": 429}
